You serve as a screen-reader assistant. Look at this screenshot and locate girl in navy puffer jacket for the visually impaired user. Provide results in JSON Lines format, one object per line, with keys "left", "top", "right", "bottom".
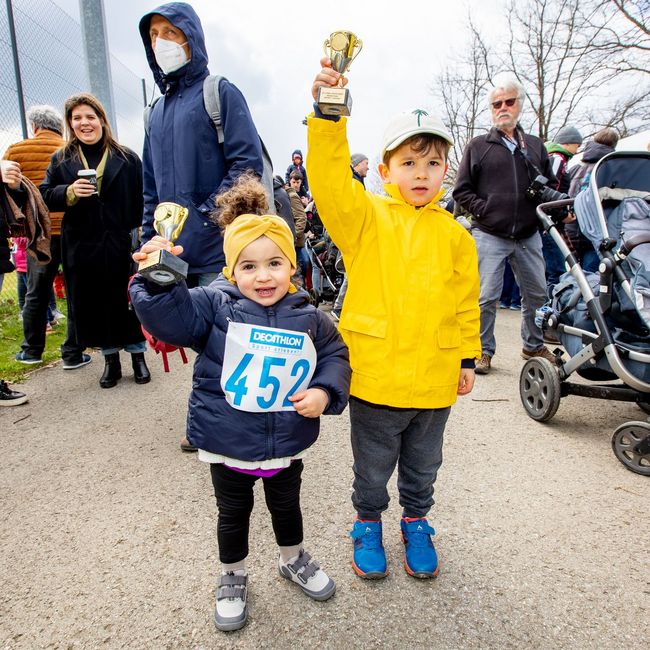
{"left": 130, "top": 176, "right": 350, "bottom": 632}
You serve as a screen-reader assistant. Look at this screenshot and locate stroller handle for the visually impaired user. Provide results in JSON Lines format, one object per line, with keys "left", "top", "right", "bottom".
{"left": 618, "top": 233, "right": 650, "bottom": 258}
{"left": 536, "top": 198, "right": 575, "bottom": 231}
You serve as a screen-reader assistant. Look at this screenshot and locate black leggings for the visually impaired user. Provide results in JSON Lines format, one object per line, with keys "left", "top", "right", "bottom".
{"left": 210, "top": 460, "right": 304, "bottom": 564}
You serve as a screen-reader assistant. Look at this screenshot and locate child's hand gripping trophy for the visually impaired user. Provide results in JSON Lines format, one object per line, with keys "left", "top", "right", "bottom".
{"left": 132, "top": 235, "right": 184, "bottom": 264}
{"left": 311, "top": 56, "right": 349, "bottom": 104}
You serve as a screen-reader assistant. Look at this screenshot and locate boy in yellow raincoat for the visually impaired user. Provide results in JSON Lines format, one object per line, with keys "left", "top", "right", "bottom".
{"left": 308, "top": 57, "right": 481, "bottom": 579}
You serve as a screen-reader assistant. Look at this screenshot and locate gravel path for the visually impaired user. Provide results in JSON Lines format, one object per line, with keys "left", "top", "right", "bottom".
{"left": 1, "top": 309, "right": 648, "bottom": 649}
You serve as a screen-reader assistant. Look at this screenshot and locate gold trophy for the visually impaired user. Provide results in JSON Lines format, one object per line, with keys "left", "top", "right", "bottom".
{"left": 138, "top": 202, "right": 189, "bottom": 286}
{"left": 317, "top": 30, "right": 363, "bottom": 116}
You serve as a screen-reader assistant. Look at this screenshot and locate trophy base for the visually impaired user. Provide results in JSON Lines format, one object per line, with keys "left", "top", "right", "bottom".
{"left": 317, "top": 86, "right": 352, "bottom": 116}
{"left": 138, "top": 249, "right": 188, "bottom": 286}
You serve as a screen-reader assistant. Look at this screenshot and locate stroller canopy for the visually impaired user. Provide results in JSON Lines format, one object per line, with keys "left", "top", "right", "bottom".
{"left": 574, "top": 152, "right": 650, "bottom": 327}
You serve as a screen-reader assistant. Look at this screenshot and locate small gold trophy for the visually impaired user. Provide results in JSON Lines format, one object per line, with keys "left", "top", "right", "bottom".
{"left": 138, "top": 202, "right": 189, "bottom": 286}
{"left": 318, "top": 30, "right": 363, "bottom": 116}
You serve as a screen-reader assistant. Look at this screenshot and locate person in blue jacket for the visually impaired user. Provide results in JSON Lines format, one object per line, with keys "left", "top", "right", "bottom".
{"left": 139, "top": 3, "right": 263, "bottom": 286}
{"left": 130, "top": 177, "right": 350, "bottom": 632}
{"left": 140, "top": 2, "right": 265, "bottom": 451}
{"left": 284, "top": 149, "right": 309, "bottom": 196}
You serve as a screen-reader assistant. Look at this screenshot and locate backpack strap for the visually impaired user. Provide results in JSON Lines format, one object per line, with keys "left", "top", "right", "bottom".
{"left": 202, "top": 74, "right": 276, "bottom": 213}
{"left": 143, "top": 95, "right": 162, "bottom": 138}
{"left": 203, "top": 75, "right": 225, "bottom": 144}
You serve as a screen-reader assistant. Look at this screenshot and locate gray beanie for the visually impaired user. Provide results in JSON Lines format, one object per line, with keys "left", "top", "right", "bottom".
{"left": 555, "top": 126, "right": 583, "bottom": 145}
{"left": 351, "top": 152, "right": 368, "bottom": 167}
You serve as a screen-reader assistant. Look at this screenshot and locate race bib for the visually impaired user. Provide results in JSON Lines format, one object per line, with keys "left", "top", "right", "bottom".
{"left": 221, "top": 322, "right": 317, "bottom": 412}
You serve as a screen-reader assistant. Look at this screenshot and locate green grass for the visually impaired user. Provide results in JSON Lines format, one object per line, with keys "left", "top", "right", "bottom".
{"left": 0, "top": 295, "right": 69, "bottom": 383}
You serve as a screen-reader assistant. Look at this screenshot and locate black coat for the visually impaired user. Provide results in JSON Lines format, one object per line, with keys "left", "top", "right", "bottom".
{"left": 453, "top": 127, "right": 554, "bottom": 240}
{"left": 0, "top": 185, "right": 15, "bottom": 273}
{"left": 40, "top": 146, "right": 144, "bottom": 348}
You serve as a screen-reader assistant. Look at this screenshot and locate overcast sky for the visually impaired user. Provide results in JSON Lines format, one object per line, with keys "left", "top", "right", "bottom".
{"left": 51, "top": 0, "right": 502, "bottom": 173}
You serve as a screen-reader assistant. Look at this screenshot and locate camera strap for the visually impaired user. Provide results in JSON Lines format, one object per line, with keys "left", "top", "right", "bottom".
{"left": 500, "top": 125, "right": 543, "bottom": 183}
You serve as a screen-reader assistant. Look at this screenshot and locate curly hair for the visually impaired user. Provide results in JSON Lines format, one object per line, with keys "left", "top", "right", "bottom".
{"left": 214, "top": 171, "right": 269, "bottom": 229}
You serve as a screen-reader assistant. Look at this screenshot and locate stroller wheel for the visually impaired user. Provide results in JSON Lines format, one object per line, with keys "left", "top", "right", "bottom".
{"left": 611, "top": 422, "right": 650, "bottom": 476}
{"left": 519, "top": 357, "right": 561, "bottom": 422}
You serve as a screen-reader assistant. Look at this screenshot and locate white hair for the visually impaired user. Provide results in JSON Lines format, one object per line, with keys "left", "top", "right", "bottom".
{"left": 26, "top": 105, "right": 64, "bottom": 135}
{"left": 486, "top": 73, "right": 526, "bottom": 108}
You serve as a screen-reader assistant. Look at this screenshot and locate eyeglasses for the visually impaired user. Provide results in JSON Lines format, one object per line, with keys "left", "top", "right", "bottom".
{"left": 491, "top": 97, "right": 518, "bottom": 110}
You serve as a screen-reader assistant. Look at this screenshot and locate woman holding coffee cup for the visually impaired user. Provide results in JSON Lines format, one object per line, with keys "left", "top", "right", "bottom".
{"left": 40, "top": 93, "right": 150, "bottom": 388}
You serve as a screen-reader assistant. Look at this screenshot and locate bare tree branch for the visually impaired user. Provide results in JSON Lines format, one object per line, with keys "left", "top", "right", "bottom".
{"left": 430, "top": 0, "right": 650, "bottom": 181}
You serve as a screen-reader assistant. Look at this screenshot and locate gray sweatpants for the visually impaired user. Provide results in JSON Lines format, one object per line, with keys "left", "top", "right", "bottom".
{"left": 349, "top": 397, "right": 450, "bottom": 520}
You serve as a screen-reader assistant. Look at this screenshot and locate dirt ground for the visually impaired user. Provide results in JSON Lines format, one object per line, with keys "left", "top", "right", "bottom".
{"left": 1, "top": 309, "right": 648, "bottom": 649}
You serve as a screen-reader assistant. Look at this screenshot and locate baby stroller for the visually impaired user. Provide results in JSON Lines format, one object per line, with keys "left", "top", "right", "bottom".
{"left": 305, "top": 231, "right": 343, "bottom": 307}
{"left": 303, "top": 201, "right": 344, "bottom": 306}
{"left": 519, "top": 151, "right": 650, "bottom": 476}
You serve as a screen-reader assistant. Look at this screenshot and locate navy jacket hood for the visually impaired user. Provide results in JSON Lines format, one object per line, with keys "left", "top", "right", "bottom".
{"left": 581, "top": 141, "right": 616, "bottom": 164}
{"left": 139, "top": 2, "right": 209, "bottom": 93}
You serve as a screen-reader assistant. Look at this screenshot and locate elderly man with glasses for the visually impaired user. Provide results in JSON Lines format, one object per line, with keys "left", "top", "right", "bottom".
{"left": 453, "top": 75, "right": 556, "bottom": 375}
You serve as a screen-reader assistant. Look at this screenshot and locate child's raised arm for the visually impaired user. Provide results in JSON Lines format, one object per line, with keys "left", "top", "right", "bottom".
{"left": 306, "top": 58, "right": 369, "bottom": 259}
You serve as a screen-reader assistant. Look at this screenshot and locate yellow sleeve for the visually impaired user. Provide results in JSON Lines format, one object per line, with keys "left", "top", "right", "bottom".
{"left": 306, "top": 115, "right": 372, "bottom": 257}
{"left": 66, "top": 185, "right": 80, "bottom": 206}
{"left": 454, "top": 230, "right": 482, "bottom": 360}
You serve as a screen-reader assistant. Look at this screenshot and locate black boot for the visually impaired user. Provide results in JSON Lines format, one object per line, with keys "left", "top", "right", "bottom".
{"left": 131, "top": 352, "right": 151, "bottom": 385}
{"left": 100, "top": 353, "right": 122, "bottom": 388}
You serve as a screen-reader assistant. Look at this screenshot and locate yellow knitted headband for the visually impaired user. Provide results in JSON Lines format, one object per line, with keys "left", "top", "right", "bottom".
{"left": 222, "top": 214, "right": 297, "bottom": 292}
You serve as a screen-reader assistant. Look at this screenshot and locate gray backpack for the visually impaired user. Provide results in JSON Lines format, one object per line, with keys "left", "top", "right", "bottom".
{"left": 144, "top": 75, "right": 275, "bottom": 213}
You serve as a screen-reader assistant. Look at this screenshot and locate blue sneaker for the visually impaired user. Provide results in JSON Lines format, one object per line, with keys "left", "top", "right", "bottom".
{"left": 401, "top": 517, "right": 439, "bottom": 578}
{"left": 350, "top": 519, "right": 388, "bottom": 579}
{"left": 15, "top": 351, "right": 42, "bottom": 365}
{"left": 62, "top": 353, "right": 92, "bottom": 370}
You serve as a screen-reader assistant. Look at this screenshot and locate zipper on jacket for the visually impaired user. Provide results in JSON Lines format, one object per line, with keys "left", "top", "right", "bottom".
{"left": 267, "top": 306, "right": 277, "bottom": 328}
{"left": 510, "top": 153, "right": 519, "bottom": 238}
{"left": 265, "top": 306, "right": 277, "bottom": 459}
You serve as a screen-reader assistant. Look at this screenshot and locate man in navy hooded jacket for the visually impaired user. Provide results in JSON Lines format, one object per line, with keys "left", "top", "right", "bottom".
{"left": 139, "top": 3, "right": 263, "bottom": 285}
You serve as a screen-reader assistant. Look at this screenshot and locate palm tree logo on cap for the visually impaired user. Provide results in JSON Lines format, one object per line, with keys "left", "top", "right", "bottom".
{"left": 412, "top": 109, "right": 429, "bottom": 127}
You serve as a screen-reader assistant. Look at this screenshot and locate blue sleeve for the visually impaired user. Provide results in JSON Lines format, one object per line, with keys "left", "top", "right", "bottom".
{"left": 129, "top": 275, "right": 219, "bottom": 351}
{"left": 309, "top": 311, "right": 351, "bottom": 415}
{"left": 197, "top": 80, "right": 263, "bottom": 215}
{"left": 141, "top": 130, "right": 158, "bottom": 244}
{"left": 301, "top": 165, "right": 309, "bottom": 194}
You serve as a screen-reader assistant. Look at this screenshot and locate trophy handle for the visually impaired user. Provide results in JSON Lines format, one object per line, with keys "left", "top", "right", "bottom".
{"left": 349, "top": 38, "right": 363, "bottom": 63}
{"left": 323, "top": 38, "right": 331, "bottom": 58}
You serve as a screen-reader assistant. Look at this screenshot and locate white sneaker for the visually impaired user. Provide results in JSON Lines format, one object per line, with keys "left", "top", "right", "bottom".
{"left": 214, "top": 571, "right": 247, "bottom": 632}
{"left": 278, "top": 549, "right": 336, "bottom": 601}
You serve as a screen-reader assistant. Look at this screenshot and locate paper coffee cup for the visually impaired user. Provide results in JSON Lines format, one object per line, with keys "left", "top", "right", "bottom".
{"left": 1, "top": 160, "right": 19, "bottom": 184}
{"left": 78, "top": 168, "right": 98, "bottom": 194}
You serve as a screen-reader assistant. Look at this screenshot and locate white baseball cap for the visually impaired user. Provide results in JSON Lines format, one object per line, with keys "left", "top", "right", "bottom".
{"left": 381, "top": 109, "right": 453, "bottom": 159}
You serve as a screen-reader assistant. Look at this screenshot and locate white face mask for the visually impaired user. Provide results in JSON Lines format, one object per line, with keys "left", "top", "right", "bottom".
{"left": 154, "top": 37, "right": 189, "bottom": 74}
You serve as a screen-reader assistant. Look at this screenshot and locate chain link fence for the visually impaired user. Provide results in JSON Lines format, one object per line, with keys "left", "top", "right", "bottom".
{"left": 0, "top": 0, "right": 154, "bottom": 302}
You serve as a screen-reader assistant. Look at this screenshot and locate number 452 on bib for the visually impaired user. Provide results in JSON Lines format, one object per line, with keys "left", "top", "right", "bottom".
{"left": 220, "top": 322, "right": 317, "bottom": 413}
